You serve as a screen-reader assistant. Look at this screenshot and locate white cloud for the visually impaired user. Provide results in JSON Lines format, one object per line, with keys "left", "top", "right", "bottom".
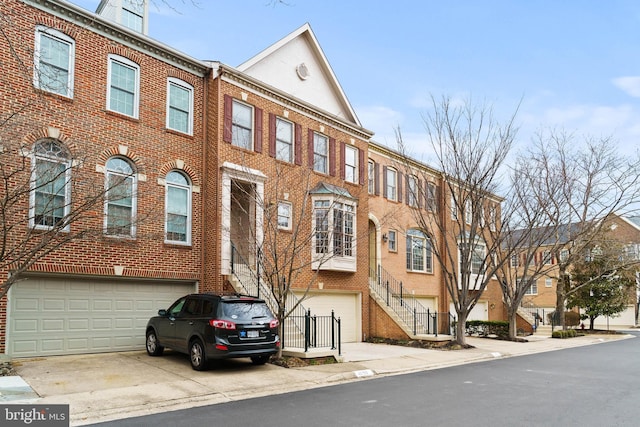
{"left": 612, "top": 76, "right": 640, "bottom": 98}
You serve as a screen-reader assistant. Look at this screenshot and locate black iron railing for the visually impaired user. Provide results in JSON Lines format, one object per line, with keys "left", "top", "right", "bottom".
{"left": 231, "top": 243, "right": 341, "bottom": 353}
{"left": 370, "top": 264, "right": 455, "bottom": 336}
{"left": 286, "top": 310, "right": 342, "bottom": 355}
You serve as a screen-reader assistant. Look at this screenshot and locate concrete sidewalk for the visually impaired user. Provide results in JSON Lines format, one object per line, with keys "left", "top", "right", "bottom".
{"left": 4, "top": 331, "right": 633, "bottom": 426}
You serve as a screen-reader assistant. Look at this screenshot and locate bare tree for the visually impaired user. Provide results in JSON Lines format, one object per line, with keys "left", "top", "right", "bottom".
{"left": 515, "top": 130, "right": 640, "bottom": 329}
{"left": 0, "top": 2, "right": 159, "bottom": 299}
{"left": 225, "top": 156, "right": 367, "bottom": 358}
{"left": 397, "top": 95, "right": 518, "bottom": 346}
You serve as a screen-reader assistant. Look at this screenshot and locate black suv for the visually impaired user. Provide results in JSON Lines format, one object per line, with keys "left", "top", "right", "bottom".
{"left": 145, "top": 293, "right": 280, "bottom": 370}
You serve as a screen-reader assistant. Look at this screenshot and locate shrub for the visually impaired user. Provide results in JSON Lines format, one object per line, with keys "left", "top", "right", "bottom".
{"left": 547, "top": 311, "right": 581, "bottom": 327}
{"left": 552, "top": 329, "right": 579, "bottom": 339}
{"left": 465, "top": 320, "right": 509, "bottom": 338}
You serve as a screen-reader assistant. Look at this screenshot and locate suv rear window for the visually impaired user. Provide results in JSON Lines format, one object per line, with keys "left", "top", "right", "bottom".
{"left": 222, "top": 302, "right": 272, "bottom": 321}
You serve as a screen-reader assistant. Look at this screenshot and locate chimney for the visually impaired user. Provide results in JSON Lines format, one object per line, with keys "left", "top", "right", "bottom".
{"left": 96, "top": 0, "right": 149, "bottom": 35}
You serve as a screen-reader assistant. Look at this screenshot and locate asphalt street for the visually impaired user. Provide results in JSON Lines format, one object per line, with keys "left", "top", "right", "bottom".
{"left": 89, "top": 332, "right": 640, "bottom": 427}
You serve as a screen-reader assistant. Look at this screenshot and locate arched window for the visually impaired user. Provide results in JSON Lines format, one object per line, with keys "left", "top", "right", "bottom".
{"left": 105, "top": 157, "right": 136, "bottom": 237}
{"left": 31, "top": 139, "right": 70, "bottom": 229}
{"left": 406, "top": 229, "right": 432, "bottom": 273}
{"left": 165, "top": 170, "right": 191, "bottom": 244}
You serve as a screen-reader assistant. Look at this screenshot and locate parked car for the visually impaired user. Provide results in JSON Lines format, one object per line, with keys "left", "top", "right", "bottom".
{"left": 146, "top": 293, "right": 280, "bottom": 370}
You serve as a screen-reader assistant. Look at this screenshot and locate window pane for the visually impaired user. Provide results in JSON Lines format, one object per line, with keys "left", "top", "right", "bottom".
{"left": 110, "top": 61, "right": 136, "bottom": 116}
{"left": 277, "top": 202, "right": 291, "bottom": 229}
{"left": 169, "top": 83, "right": 190, "bottom": 133}
{"left": 276, "top": 119, "right": 293, "bottom": 162}
{"left": 106, "top": 158, "right": 135, "bottom": 236}
{"left": 232, "top": 101, "right": 252, "bottom": 149}
{"left": 345, "top": 146, "right": 357, "bottom": 183}
{"left": 313, "top": 133, "right": 328, "bottom": 173}
{"left": 39, "top": 33, "right": 70, "bottom": 95}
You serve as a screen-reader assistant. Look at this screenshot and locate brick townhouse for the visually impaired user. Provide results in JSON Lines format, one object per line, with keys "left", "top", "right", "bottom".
{"left": 367, "top": 142, "right": 506, "bottom": 339}
{"left": 519, "top": 214, "right": 640, "bottom": 328}
{"left": 1, "top": 0, "right": 514, "bottom": 359}
{"left": 0, "top": 0, "right": 208, "bottom": 356}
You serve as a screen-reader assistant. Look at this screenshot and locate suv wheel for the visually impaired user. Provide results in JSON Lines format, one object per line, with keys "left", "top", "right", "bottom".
{"left": 146, "top": 330, "right": 164, "bottom": 356}
{"left": 250, "top": 355, "right": 270, "bottom": 365}
{"left": 190, "top": 339, "right": 207, "bottom": 371}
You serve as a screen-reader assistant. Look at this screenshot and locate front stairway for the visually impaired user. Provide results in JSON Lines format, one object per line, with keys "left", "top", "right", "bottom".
{"left": 369, "top": 266, "right": 454, "bottom": 342}
{"left": 228, "top": 245, "right": 341, "bottom": 359}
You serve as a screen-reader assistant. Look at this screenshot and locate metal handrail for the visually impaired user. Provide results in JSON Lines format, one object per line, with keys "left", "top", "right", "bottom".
{"left": 231, "top": 243, "right": 341, "bottom": 351}
{"left": 370, "top": 264, "right": 455, "bottom": 336}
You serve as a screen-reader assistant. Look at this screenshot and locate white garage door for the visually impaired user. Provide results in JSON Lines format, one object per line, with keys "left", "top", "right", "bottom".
{"left": 8, "top": 277, "right": 195, "bottom": 357}
{"left": 295, "top": 291, "right": 361, "bottom": 342}
{"left": 450, "top": 301, "right": 488, "bottom": 321}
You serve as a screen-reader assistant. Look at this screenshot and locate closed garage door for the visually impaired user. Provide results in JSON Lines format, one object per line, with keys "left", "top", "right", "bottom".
{"left": 8, "top": 277, "right": 195, "bottom": 357}
{"left": 450, "top": 301, "right": 488, "bottom": 321}
{"left": 294, "top": 291, "right": 361, "bottom": 342}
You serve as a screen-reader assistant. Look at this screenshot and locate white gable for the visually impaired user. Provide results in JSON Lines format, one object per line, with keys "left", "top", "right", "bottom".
{"left": 237, "top": 24, "right": 361, "bottom": 127}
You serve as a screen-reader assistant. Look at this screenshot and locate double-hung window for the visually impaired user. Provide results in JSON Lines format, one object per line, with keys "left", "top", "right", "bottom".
{"left": 105, "top": 157, "right": 136, "bottom": 237}
{"left": 386, "top": 168, "right": 397, "bottom": 201}
{"left": 368, "top": 160, "right": 375, "bottom": 194}
{"left": 406, "top": 229, "right": 432, "bottom": 273}
{"left": 30, "top": 140, "right": 70, "bottom": 230}
{"left": 167, "top": 78, "right": 193, "bottom": 134}
{"left": 276, "top": 118, "right": 293, "bottom": 162}
{"left": 333, "top": 202, "right": 354, "bottom": 257}
{"left": 34, "top": 27, "right": 74, "bottom": 98}
{"left": 525, "top": 280, "right": 538, "bottom": 295}
{"left": 387, "top": 230, "right": 397, "bottom": 252}
{"left": 122, "top": 0, "right": 144, "bottom": 32}
{"left": 277, "top": 201, "right": 292, "bottom": 230}
{"left": 313, "top": 132, "right": 328, "bottom": 174}
{"left": 107, "top": 55, "right": 140, "bottom": 118}
{"left": 407, "top": 175, "right": 418, "bottom": 207}
{"left": 232, "top": 100, "right": 253, "bottom": 150}
{"left": 165, "top": 171, "right": 191, "bottom": 244}
{"left": 344, "top": 145, "right": 358, "bottom": 184}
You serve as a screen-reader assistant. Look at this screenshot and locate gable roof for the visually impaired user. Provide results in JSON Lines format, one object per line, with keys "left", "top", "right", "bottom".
{"left": 237, "top": 23, "right": 362, "bottom": 128}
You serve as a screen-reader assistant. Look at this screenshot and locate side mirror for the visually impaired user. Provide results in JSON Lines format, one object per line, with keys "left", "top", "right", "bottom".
{"left": 158, "top": 309, "right": 167, "bottom": 316}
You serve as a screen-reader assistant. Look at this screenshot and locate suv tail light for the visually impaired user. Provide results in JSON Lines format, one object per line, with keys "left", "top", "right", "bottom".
{"left": 210, "top": 319, "right": 236, "bottom": 330}
{"left": 269, "top": 319, "right": 279, "bottom": 328}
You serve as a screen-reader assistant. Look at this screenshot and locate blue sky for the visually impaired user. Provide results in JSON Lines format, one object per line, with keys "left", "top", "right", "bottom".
{"left": 70, "top": 0, "right": 640, "bottom": 160}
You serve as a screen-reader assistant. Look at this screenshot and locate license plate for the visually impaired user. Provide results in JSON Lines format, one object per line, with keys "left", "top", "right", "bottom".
{"left": 247, "top": 330, "right": 259, "bottom": 338}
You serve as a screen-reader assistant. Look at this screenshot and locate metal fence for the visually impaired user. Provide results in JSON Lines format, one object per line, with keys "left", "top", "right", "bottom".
{"left": 285, "top": 310, "right": 342, "bottom": 354}
{"left": 370, "top": 265, "right": 455, "bottom": 336}
{"left": 231, "top": 243, "right": 341, "bottom": 354}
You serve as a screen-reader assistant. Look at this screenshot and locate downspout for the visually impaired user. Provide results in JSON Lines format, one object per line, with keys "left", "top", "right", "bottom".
{"left": 200, "top": 68, "right": 211, "bottom": 292}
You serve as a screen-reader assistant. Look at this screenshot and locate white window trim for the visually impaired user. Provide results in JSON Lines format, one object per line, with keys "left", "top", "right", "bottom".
{"left": 407, "top": 175, "right": 418, "bottom": 207}
{"left": 458, "top": 239, "right": 486, "bottom": 290}
{"left": 166, "top": 78, "right": 194, "bottom": 135}
{"left": 164, "top": 171, "right": 192, "bottom": 245}
{"left": 232, "top": 99, "right": 254, "bottom": 150}
{"left": 344, "top": 145, "right": 358, "bottom": 184}
{"left": 386, "top": 167, "right": 397, "bottom": 201}
{"left": 103, "top": 157, "right": 138, "bottom": 238}
{"left": 388, "top": 229, "right": 397, "bottom": 252}
{"left": 28, "top": 141, "right": 71, "bottom": 231}
{"left": 311, "top": 195, "right": 357, "bottom": 272}
{"left": 107, "top": 54, "right": 140, "bottom": 118}
{"left": 406, "top": 229, "right": 432, "bottom": 273}
{"left": 313, "top": 132, "right": 329, "bottom": 174}
{"left": 277, "top": 201, "right": 293, "bottom": 231}
{"left": 367, "top": 160, "right": 375, "bottom": 194}
{"left": 34, "top": 26, "right": 75, "bottom": 98}
{"left": 276, "top": 117, "right": 294, "bottom": 163}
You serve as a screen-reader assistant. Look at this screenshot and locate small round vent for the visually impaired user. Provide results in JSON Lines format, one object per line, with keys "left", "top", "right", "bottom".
{"left": 296, "top": 63, "right": 310, "bottom": 80}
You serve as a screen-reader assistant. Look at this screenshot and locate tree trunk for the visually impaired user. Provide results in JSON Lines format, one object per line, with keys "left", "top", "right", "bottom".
{"left": 555, "top": 268, "right": 568, "bottom": 329}
{"left": 455, "top": 311, "right": 468, "bottom": 346}
{"left": 508, "top": 307, "right": 518, "bottom": 340}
